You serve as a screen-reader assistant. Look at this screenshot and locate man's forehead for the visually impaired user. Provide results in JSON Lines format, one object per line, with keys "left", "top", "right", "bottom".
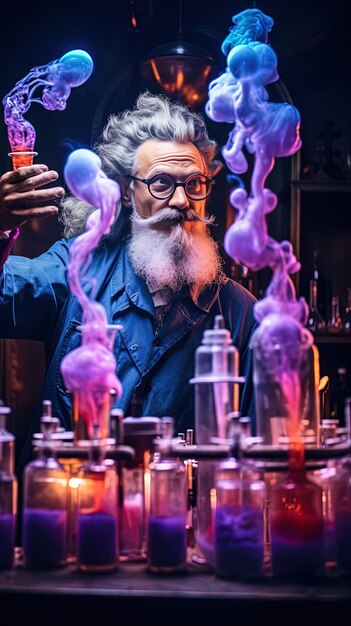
{"left": 135, "top": 139, "right": 206, "bottom": 172}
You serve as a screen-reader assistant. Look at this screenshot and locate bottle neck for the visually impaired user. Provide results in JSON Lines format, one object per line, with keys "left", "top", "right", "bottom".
{"left": 287, "top": 437, "right": 306, "bottom": 479}
{"left": 309, "top": 279, "right": 318, "bottom": 309}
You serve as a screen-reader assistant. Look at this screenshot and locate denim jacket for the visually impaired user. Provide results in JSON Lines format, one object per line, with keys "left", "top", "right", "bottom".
{"left": 0, "top": 227, "right": 257, "bottom": 469}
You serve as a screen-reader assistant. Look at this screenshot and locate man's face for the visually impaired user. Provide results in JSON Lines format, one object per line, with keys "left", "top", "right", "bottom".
{"left": 129, "top": 139, "right": 208, "bottom": 232}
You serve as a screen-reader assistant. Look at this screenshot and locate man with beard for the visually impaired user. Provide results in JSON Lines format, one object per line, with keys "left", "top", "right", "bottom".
{"left": 0, "top": 91, "right": 256, "bottom": 472}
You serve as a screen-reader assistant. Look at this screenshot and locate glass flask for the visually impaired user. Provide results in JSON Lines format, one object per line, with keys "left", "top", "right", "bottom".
{"left": 330, "top": 456, "right": 351, "bottom": 576}
{"left": 148, "top": 417, "right": 188, "bottom": 573}
{"left": 307, "top": 279, "right": 326, "bottom": 334}
{"left": 119, "top": 416, "right": 161, "bottom": 561}
{"left": 269, "top": 438, "right": 324, "bottom": 579}
{"left": 76, "top": 441, "right": 118, "bottom": 572}
{"left": 22, "top": 417, "right": 68, "bottom": 569}
{"left": 253, "top": 318, "right": 320, "bottom": 447}
{"left": 191, "top": 314, "right": 241, "bottom": 565}
{"left": 214, "top": 449, "right": 266, "bottom": 579}
{"left": 0, "top": 403, "right": 17, "bottom": 569}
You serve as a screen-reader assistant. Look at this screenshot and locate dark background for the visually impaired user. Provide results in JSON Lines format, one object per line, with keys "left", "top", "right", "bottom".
{"left": 0, "top": 0, "right": 350, "bottom": 455}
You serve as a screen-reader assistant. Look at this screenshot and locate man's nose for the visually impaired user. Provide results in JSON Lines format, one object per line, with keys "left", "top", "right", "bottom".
{"left": 169, "top": 185, "right": 189, "bottom": 210}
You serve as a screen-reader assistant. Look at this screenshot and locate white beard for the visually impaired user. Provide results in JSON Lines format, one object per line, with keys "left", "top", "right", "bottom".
{"left": 128, "top": 200, "right": 222, "bottom": 292}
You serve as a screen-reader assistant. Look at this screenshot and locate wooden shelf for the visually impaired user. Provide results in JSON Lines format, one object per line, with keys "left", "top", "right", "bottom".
{"left": 291, "top": 179, "right": 351, "bottom": 193}
{"left": 313, "top": 334, "right": 351, "bottom": 345}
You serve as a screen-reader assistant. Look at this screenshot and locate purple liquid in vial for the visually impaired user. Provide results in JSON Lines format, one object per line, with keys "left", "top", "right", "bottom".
{"left": 0, "top": 513, "right": 14, "bottom": 569}
{"left": 215, "top": 505, "right": 264, "bottom": 578}
{"left": 148, "top": 515, "right": 187, "bottom": 568}
{"left": 23, "top": 508, "right": 67, "bottom": 569}
{"left": 78, "top": 511, "right": 117, "bottom": 566}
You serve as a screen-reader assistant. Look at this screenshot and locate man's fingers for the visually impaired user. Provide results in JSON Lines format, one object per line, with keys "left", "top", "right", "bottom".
{"left": 4, "top": 187, "right": 65, "bottom": 207}
{"left": 0, "top": 164, "right": 48, "bottom": 184}
{"left": 10, "top": 206, "right": 59, "bottom": 219}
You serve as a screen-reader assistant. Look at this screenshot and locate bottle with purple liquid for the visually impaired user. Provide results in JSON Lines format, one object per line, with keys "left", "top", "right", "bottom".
{"left": 148, "top": 417, "right": 188, "bottom": 573}
{"left": 76, "top": 441, "right": 118, "bottom": 572}
{"left": 0, "top": 402, "right": 17, "bottom": 570}
{"left": 22, "top": 416, "right": 68, "bottom": 570}
{"left": 214, "top": 431, "right": 265, "bottom": 579}
{"left": 269, "top": 437, "right": 324, "bottom": 580}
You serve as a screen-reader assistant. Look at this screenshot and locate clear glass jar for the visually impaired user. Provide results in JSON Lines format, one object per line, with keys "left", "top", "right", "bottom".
{"left": 0, "top": 404, "right": 17, "bottom": 570}
{"left": 77, "top": 443, "right": 118, "bottom": 572}
{"left": 214, "top": 457, "right": 266, "bottom": 579}
{"left": 148, "top": 419, "right": 188, "bottom": 573}
{"left": 252, "top": 316, "right": 320, "bottom": 446}
{"left": 22, "top": 418, "right": 68, "bottom": 570}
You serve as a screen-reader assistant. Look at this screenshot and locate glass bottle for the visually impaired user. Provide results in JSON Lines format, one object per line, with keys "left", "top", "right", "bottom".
{"left": 148, "top": 417, "right": 188, "bottom": 573}
{"left": 307, "top": 279, "right": 326, "bottom": 334}
{"left": 22, "top": 417, "right": 68, "bottom": 569}
{"left": 214, "top": 438, "right": 266, "bottom": 579}
{"left": 76, "top": 441, "right": 118, "bottom": 572}
{"left": 330, "top": 367, "right": 350, "bottom": 427}
{"left": 0, "top": 403, "right": 17, "bottom": 570}
{"left": 327, "top": 296, "right": 342, "bottom": 334}
{"left": 330, "top": 456, "right": 351, "bottom": 576}
{"left": 190, "top": 314, "right": 241, "bottom": 565}
{"left": 118, "top": 416, "right": 161, "bottom": 561}
{"left": 253, "top": 320, "right": 321, "bottom": 447}
{"left": 341, "top": 287, "right": 351, "bottom": 334}
{"left": 269, "top": 438, "right": 324, "bottom": 579}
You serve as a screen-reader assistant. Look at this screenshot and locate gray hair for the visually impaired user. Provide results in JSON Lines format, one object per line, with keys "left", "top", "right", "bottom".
{"left": 60, "top": 91, "right": 222, "bottom": 238}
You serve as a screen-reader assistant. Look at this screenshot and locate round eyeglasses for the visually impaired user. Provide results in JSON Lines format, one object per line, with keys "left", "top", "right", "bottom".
{"left": 129, "top": 172, "right": 215, "bottom": 201}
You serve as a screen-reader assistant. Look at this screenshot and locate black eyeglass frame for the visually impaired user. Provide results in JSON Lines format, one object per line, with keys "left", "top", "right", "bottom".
{"left": 129, "top": 172, "right": 215, "bottom": 201}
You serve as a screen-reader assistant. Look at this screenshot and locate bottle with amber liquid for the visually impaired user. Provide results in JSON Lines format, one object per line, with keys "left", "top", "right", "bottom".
{"left": 270, "top": 437, "right": 324, "bottom": 579}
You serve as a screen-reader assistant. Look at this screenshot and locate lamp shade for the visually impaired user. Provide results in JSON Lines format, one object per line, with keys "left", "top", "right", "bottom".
{"left": 140, "top": 39, "right": 213, "bottom": 106}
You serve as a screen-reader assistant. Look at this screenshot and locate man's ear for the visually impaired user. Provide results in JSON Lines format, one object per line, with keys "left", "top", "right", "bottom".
{"left": 117, "top": 177, "right": 132, "bottom": 208}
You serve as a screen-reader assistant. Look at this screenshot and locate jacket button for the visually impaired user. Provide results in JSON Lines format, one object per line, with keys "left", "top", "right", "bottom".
{"left": 154, "top": 337, "right": 161, "bottom": 346}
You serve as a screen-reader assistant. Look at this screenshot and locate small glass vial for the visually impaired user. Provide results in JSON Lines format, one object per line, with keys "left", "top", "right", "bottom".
{"left": 22, "top": 417, "right": 68, "bottom": 569}
{"left": 77, "top": 441, "right": 118, "bottom": 572}
{"left": 214, "top": 436, "right": 265, "bottom": 579}
{"left": 0, "top": 403, "right": 17, "bottom": 570}
{"left": 270, "top": 438, "right": 324, "bottom": 579}
{"left": 148, "top": 417, "right": 188, "bottom": 573}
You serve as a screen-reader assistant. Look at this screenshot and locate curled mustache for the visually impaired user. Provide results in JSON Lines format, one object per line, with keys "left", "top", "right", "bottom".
{"left": 130, "top": 207, "right": 216, "bottom": 230}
